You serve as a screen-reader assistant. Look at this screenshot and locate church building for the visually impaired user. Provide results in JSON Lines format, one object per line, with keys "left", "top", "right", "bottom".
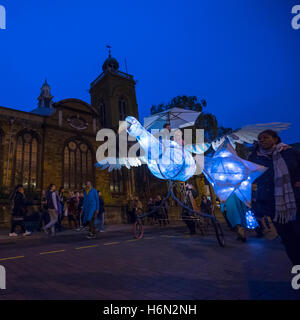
{"left": 0, "top": 51, "right": 141, "bottom": 209}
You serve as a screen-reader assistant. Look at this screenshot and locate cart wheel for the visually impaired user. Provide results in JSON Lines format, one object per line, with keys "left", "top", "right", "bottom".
{"left": 134, "top": 220, "right": 144, "bottom": 239}
{"left": 212, "top": 219, "right": 225, "bottom": 247}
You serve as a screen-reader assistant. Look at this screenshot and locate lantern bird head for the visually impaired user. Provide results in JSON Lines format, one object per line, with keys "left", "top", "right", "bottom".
{"left": 122, "top": 116, "right": 196, "bottom": 182}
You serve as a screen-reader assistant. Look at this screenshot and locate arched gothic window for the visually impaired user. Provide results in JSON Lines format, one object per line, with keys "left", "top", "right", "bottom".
{"left": 63, "top": 139, "right": 94, "bottom": 190}
{"left": 110, "top": 169, "right": 125, "bottom": 194}
{"left": 118, "top": 98, "right": 127, "bottom": 121}
{"left": 15, "top": 131, "right": 39, "bottom": 190}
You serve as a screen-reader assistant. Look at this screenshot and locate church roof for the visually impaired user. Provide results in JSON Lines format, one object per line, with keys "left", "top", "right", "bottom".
{"left": 102, "top": 55, "right": 119, "bottom": 73}
{"left": 30, "top": 107, "right": 55, "bottom": 116}
{"left": 30, "top": 79, "right": 55, "bottom": 116}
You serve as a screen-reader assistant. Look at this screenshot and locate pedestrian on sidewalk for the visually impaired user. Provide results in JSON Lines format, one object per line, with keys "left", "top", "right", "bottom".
{"left": 9, "top": 185, "right": 31, "bottom": 237}
{"left": 83, "top": 181, "right": 99, "bottom": 239}
{"left": 67, "top": 191, "right": 78, "bottom": 229}
{"left": 37, "top": 189, "right": 49, "bottom": 232}
{"left": 74, "top": 191, "right": 83, "bottom": 230}
{"left": 147, "top": 197, "right": 155, "bottom": 225}
{"left": 182, "top": 183, "right": 198, "bottom": 235}
{"left": 43, "top": 184, "right": 59, "bottom": 236}
{"left": 126, "top": 195, "right": 135, "bottom": 224}
{"left": 56, "top": 187, "right": 65, "bottom": 232}
{"left": 154, "top": 195, "right": 166, "bottom": 226}
{"left": 249, "top": 130, "right": 300, "bottom": 265}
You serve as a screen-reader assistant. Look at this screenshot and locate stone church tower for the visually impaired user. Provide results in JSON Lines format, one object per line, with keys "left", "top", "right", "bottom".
{"left": 89, "top": 48, "right": 139, "bottom": 130}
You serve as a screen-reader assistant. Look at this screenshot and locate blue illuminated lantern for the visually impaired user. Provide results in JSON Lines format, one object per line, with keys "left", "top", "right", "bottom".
{"left": 125, "top": 116, "right": 196, "bottom": 181}
{"left": 245, "top": 210, "right": 258, "bottom": 229}
{"left": 203, "top": 140, "right": 266, "bottom": 203}
{"left": 234, "top": 160, "right": 266, "bottom": 207}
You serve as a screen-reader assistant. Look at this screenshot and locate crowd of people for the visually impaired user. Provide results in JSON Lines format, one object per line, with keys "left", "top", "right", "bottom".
{"left": 125, "top": 195, "right": 170, "bottom": 226}
{"left": 9, "top": 181, "right": 105, "bottom": 240}
{"left": 123, "top": 129, "right": 300, "bottom": 267}
{"left": 6, "top": 129, "right": 300, "bottom": 266}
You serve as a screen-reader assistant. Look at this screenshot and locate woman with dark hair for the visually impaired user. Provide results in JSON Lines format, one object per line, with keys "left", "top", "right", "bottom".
{"left": 249, "top": 130, "right": 300, "bottom": 265}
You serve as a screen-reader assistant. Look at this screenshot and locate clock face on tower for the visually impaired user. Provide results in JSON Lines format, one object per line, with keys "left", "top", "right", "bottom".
{"left": 67, "top": 116, "right": 88, "bottom": 130}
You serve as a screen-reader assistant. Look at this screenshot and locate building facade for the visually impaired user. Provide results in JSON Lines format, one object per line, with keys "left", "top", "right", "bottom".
{"left": 0, "top": 53, "right": 140, "bottom": 207}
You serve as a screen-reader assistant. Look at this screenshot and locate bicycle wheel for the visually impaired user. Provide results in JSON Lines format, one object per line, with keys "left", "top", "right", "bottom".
{"left": 133, "top": 219, "right": 144, "bottom": 239}
{"left": 212, "top": 219, "right": 225, "bottom": 247}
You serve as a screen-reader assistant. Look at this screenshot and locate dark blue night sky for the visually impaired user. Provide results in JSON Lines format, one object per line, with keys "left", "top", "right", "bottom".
{"left": 0, "top": 0, "right": 299, "bottom": 143}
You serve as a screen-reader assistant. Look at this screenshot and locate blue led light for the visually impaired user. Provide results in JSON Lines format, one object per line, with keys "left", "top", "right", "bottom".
{"left": 245, "top": 210, "right": 258, "bottom": 229}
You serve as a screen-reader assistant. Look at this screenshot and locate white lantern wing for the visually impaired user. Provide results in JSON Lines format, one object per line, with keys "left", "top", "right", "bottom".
{"left": 96, "top": 156, "right": 145, "bottom": 172}
{"left": 211, "top": 122, "right": 290, "bottom": 151}
{"left": 184, "top": 142, "right": 211, "bottom": 154}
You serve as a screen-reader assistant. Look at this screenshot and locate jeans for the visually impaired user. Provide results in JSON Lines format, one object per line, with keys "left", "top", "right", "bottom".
{"left": 98, "top": 212, "right": 104, "bottom": 231}
{"left": 44, "top": 209, "right": 58, "bottom": 234}
{"left": 38, "top": 210, "right": 49, "bottom": 231}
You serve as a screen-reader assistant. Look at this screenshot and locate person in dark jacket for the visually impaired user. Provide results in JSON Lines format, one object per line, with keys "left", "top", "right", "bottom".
{"left": 9, "top": 185, "right": 31, "bottom": 237}
{"left": 249, "top": 130, "right": 300, "bottom": 265}
{"left": 200, "top": 195, "right": 213, "bottom": 214}
{"left": 44, "top": 184, "right": 59, "bottom": 235}
{"left": 154, "top": 195, "right": 166, "bottom": 226}
{"left": 147, "top": 197, "right": 155, "bottom": 224}
{"left": 66, "top": 192, "right": 78, "bottom": 229}
{"left": 182, "top": 183, "right": 198, "bottom": 234}
{"left": 56, "top": 187, "right": 65, "bottom": 232}
{"left": 37, "top": 189, "right": 50, "bottom": 232}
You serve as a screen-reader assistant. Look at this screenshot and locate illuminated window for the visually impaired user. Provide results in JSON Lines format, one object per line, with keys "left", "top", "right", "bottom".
{"left": 15, "top": 132, "right": 39, "bottom": 190}
{"left": 63, "top": 140, "right": 94, "bottom": 190}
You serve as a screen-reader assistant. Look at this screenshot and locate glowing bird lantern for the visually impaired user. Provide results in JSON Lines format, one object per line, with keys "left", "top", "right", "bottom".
{"left": 126, "top": 116, "right": 196, "bottom": 181}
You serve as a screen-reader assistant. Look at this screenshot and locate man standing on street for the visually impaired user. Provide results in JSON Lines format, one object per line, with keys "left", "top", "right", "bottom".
{"left": 83, "top": 181, "right": 99, "bottom": 239}
{"left": 44, "top": 184, "right": 59, "bottom": 236}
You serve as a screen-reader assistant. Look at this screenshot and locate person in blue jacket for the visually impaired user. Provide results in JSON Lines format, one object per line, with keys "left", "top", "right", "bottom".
{"left": 220, "top": 193, "right": 248, "bottom": 242}
{"left": 83, "top": 181, "right": 99, "bottom": 239}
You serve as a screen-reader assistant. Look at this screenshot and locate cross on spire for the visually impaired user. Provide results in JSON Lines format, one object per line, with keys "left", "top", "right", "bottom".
{"left": 106, "top": 45, "right": 112, "bottom": 57}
